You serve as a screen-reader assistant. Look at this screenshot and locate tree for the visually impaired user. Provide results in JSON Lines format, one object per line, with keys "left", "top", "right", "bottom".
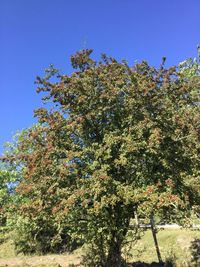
{"left": 0, "top": 135, "right": 22, "bottom": 228}
{"left": 0, "top": 169, "right": 13, "bottom": 226}
{"left": 2, "top": 49, "right": 200, "bottom": 266}
{"left": 1, "top": 127, "right": 78, "bottom": 254}
{"left": 178, "top": 46, "right": 200, "bottom": 220}
{"left": 179, "top": 45, "right": 200, "bottom": 78}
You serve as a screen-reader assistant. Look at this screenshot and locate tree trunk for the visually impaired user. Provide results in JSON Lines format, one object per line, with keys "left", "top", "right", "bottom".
{"left": 104, "top": 205, "right": 131, "bottom": 267}
{"left": 105, "top": 239, "right": 123, "bottom": 267}
{"left": 150, "top": 214, "right": 163, "bottom": 263}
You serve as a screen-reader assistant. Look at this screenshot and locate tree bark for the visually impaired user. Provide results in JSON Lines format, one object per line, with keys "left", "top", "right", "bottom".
{"left": 105, "top": 238, "right": 123, "bottom": 267}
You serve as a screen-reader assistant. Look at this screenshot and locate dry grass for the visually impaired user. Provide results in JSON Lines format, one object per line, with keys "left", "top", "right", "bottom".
{"left": 0, "top": 252, "right": 82, "bottom": 267}
{"left": 0, "top": 229, "right": 200, "bottom": 266}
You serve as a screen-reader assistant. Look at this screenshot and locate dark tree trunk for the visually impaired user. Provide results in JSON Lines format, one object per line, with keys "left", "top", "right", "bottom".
{"left": 104, "top": 205, "right": 131, "bottom": 267}
{"left": 105, "top": 238, "right": 123, "bottom": 267}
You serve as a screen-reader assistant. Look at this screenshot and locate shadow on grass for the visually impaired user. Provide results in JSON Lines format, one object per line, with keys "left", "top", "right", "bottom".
{"left": 128, "top": 262, "right": 172, "bottom": 267}
{"left": 190, "top": 238, "right": 200, "bottom": 267}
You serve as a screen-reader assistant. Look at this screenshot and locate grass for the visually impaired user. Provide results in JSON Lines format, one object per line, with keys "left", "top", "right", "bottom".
{"left": 128, "top": 229, "right": 200, "bottom": 266}
{"left": 0, "top": 229, "right": 199, "bottom": 266}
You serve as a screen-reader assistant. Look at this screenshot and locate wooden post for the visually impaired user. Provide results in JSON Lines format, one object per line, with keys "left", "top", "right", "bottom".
{"left": 135, "top": 210, "right": 139, "bottom": 227}
{"left": 150, "top": 213, "right": 163, "bottom": 263}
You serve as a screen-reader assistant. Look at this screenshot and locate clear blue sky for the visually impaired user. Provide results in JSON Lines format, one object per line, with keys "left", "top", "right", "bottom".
{"left": 0, "top": 0, "right": 199, "bottom": 154}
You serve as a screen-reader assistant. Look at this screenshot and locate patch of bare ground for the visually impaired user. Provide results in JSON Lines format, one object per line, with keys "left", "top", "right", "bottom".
{"left": 0, "top": 254, "right": 82, "bottom": 267}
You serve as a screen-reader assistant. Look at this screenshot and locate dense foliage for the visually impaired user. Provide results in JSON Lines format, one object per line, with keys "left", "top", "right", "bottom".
{"left": 1, "top": 49, "right": 200, "bottom": 266}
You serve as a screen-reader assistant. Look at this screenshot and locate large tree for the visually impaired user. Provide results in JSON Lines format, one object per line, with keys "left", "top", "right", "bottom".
{"left": 2, "top": 49, "right": 200, "bottom": 266}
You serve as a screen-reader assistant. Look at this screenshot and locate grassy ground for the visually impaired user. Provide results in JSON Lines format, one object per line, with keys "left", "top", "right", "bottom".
{"left": 129, "top": 229, "right": 200, "bottom": 266}
{"left": 0, "top": 229, "right": 199, "bottom": 266}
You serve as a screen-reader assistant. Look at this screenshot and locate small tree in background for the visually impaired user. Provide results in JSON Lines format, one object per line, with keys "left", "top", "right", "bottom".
{"left": 2, "top": 127, "right": 79, "bottom": 254}
{"left": 1, "top": 49, "right": 199, "bottom": 266}
{"left": 0, "top": 134, "right": 23, "bottom": 230}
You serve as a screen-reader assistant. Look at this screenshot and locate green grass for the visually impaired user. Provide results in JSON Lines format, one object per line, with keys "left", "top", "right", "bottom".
{"left": 0, "top": 231, "right": 16, "bottom": 258}
{"left": 128, "top": 229, "right": 200, "bottom": 266}
{"left": 0, "top": 229, "right": 200, "bottom": 266}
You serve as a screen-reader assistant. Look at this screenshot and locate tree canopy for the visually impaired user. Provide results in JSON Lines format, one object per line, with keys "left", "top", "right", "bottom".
{"left": 1, "top": 49, "right": 200, "bottom": 266}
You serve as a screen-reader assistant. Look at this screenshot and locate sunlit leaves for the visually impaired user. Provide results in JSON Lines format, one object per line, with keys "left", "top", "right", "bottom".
{"left": 1, "top": 49, "right": 200, "bottom": 263}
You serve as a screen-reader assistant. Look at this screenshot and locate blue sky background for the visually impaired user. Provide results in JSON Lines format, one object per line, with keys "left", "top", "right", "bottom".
{"left": 0, "top": 0, "right": 199, "bottom": 154}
